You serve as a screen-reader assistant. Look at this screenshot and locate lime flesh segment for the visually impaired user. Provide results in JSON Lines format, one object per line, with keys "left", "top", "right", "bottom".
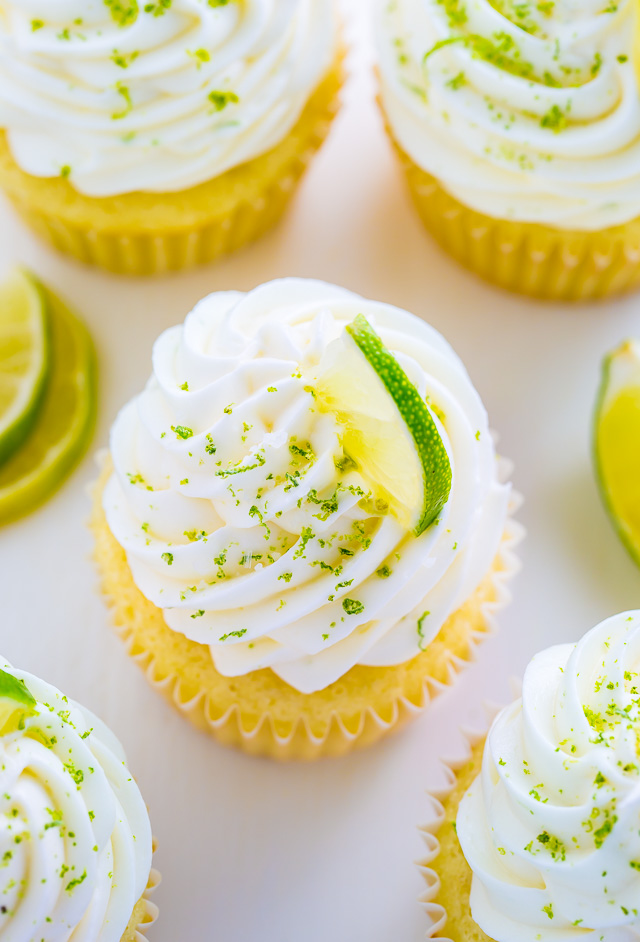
{"left": 0, "top": 668, "right": 37, "bottom": 735}
{"left": 317, "top": 315, "right": 452, "bottom": 535}
{"left": 0, "top": 269, "right": 50, "bottom": 466}
{"left": 0, "top": 288, "right": 97, "bottom": 525}
{"left": 594, "top": 339, "right": 640, "bottom": 568}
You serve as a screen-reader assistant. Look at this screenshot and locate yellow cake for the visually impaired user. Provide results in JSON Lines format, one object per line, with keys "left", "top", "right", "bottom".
{"left": 375, "top": 1, "right": 640, "bottom": 302}
{"left": 0, "top": 3, "right": 343, "bottom": 275}
{"left": 93, "top": 279, "right": 521, "bottom": 760}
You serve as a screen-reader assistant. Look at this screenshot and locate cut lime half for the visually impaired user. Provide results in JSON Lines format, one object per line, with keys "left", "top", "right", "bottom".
{"left": 0, "top": 268, "right": 50, "bottom": 466}
{"left": 594, "top": 339, "right": 640, "bottom": 568}
{"left": 0, "top": 668, "right": 37, "bottom": 736}
{"left": 316, "top": 315, "right": 452, "bottom": 535}
{"left": 0, "top": 287, "right": 97, "bottom": 525}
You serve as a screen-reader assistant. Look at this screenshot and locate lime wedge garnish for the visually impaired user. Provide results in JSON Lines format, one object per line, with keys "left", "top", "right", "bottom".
{"left": 0, "top": 285, "right": 97, "bottom": 525}
{"left": 0, "top": 668, "right": 37, "bottom": 736}
{"left": 317, "top": 314, "right": 452, "bottom": 535}
{"left": 594, "top": 339, "right": 640, "bottom": 567}
{"left": 0, "top": 269, "right": 50, "bottom": 467}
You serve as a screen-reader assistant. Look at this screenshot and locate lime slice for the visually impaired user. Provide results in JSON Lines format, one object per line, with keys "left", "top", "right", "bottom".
{"left": 316, "top": 314, "right": 452, "bottom": 535}
{"left": 0, "top": 269, "right": 50, "bottom": 467}
{"left": 594, "top": 339, "right": 640, "bottom": 567}
{"left": 0, "top": 287, "right": 97, "bottom": 525}
{"left": 0, "top": 668, "right": 37, "bottom": 736}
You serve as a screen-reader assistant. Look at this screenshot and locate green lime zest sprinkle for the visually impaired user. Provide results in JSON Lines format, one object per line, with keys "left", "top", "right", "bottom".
{"left": 171, "top": 425, "right": 193, "bottom": 440}
{"left": 342, "top": 598, "right": 365, "bottom": 616}
{"left": 66, "top": 869, "right": 87, "bottom": 893}
{"left": 208, "top": 90, "right": 239, "bottom": 112}
{"left": 417, "top": 611, "right": 430, "bottom": 651}
{"left": 219, "top": 628, "right": 247, "bottom": 642}
{"left": 104, "top": 0, "right": 139, "bottom": 27}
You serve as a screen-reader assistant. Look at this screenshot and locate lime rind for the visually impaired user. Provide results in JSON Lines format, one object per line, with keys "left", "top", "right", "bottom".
{"left": 0, "top": 269, "right": 50, "bottom": 467}
{"left": 345, "top": 314, "right": 452, "bottom": 536}
{"left": 0, "top": 288, "right": 97, "bottom": 526}
{"left": 593, "top": 339, "right": 640, "bottom": 568}
{"left": 0, "top": 668, "right": 38, "bottom": 736}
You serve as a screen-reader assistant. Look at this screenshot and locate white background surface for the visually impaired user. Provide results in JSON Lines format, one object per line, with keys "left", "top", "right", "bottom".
{"left": 1, "top": 4, "right": 640, "bottom": 941}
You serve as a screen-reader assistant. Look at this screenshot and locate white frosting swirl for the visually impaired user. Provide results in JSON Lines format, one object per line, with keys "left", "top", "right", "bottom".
{"left": 103, "top": 278, "right": 510, "bottom": 695}
{"left": 457, "top": 612, "right": 640, "bottom": 941}
{"left": 0, "top": 0, "right": 337, "bottom": 197}
{"left": 375, "top": 0, "right": 640, "bottom": 230}
{"left": 0, "top": 661, "right": 152, "bottom": 941}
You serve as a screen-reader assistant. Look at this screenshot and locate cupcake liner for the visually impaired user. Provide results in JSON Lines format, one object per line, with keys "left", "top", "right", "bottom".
{"left": 90, "top": 458, "right": 523, "bottom": 761}
{"left": 0, "top": 54, "right": 344, "bottom": 276}
{"left": 383, "top": 119, "right": 640, "bottom": 302}
{"left": 127, "top": 868, "right": 161, "bottom": 942}
{"left": 418, "top": 715, "right": 499, "bottom": 941}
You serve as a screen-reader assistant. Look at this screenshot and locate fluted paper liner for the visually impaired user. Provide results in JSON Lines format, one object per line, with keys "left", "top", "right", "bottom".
{"left": 380, "top": 101, "right": 640, "bottom": 303}
{"left": 0, "top": 54, "right": 344, "bottom": 276}
{"left": 126, "top": 867, "right": 161, "bottom": 942}
{"left": 418, "top": 721, "right": 495, "bottom": 941}
{"left": 90, "top": 456, "right": 523, "bottom": 761}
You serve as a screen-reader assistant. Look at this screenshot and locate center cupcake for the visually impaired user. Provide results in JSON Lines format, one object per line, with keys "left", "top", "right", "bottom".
{"left": 92, "top": 279, "right": 521, "bottom": 759}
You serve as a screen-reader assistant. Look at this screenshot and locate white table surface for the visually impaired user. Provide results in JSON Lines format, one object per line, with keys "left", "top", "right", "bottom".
{"left": 2, "top": 4, "right": 640, "bottom": 941}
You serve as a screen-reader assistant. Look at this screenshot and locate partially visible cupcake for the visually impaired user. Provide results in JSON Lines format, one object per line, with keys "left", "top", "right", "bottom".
{"left": 423, "top": 611, "right": 640, "bottom": 940}
{"left": 375, "top": 0, "right": 640, "bottom": 302}
{"left": 0, "top": 658, "right": 157, "bottom": 940}
{"left": 91, "top": 278, "right": 521, "bottom": 760}
{"left": 0, "top": 1, "right": 342, "bottom": 275}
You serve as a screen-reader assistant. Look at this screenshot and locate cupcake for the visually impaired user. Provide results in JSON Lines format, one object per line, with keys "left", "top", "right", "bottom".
{"left": 0, "top": 2, "right": 342, "bottom": 275}
{"left": 0, "top": 658, "right": 157, "bottom": 939}
{"left": 375, "top": 0, "right": 640, "bottom": 302}
{"left": 422, "top": 611, "right": 640, "bottom": 940}
{"left": 91, "top": 278, "right": 521, "bottom": 760}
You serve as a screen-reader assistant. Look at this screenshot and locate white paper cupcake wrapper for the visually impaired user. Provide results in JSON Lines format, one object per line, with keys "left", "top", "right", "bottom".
{"left": 417, "top": 712, "right": 500, "bottom": 941}
{"left": 133, "top": 867, "right": 161, "bottom": 941}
